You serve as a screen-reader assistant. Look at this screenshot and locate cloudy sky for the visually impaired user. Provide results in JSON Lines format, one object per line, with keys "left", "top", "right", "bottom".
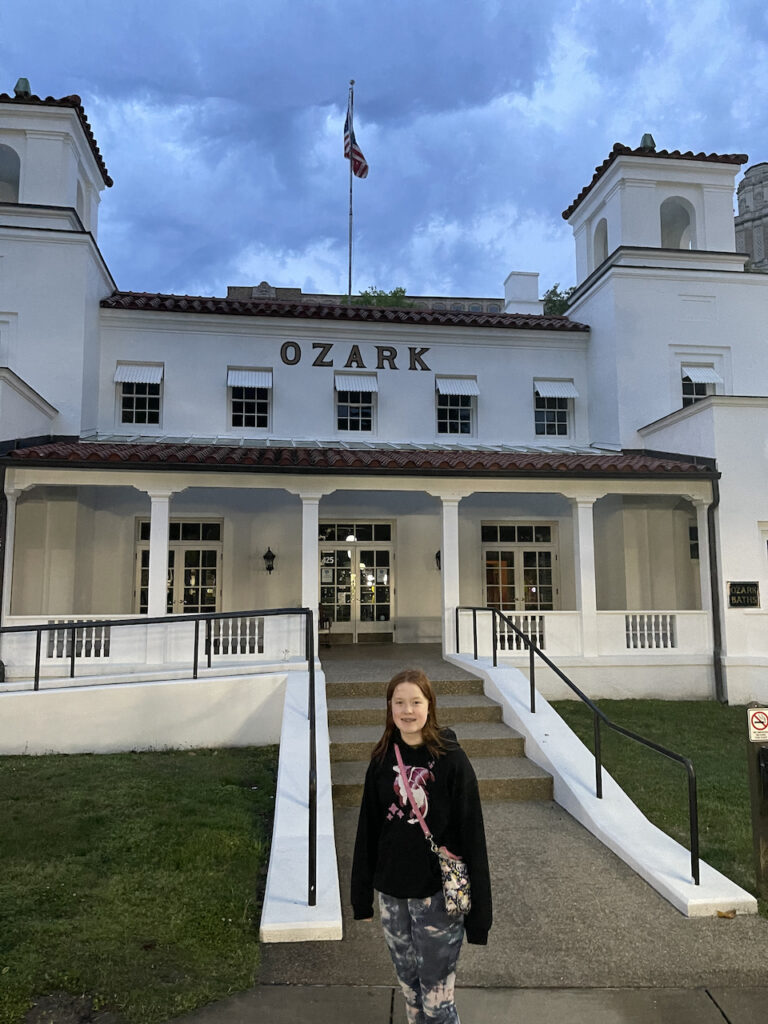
{"left": 1, "top": 0, "right": 766, "bottom": 300}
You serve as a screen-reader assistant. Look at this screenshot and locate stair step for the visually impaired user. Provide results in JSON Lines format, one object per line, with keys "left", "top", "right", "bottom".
{"left": 329, "top": 722, "right": 526, "bottom": 762}
{"left": 332, "top": 756, "right": 553, "bottom": 805}
{"left": 325, "top": 678, "right": 485, "bottom": 699}
{"left": 327, "top": 694, "right": 503, "bottom": 727}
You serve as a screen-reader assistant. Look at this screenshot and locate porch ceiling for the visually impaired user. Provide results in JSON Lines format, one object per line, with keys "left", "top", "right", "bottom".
{"left": 3, "top": 440, "right": 717, "bottom": 480}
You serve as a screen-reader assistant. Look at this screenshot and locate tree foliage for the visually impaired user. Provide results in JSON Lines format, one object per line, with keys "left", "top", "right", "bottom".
{"left": 542, "top": 282, "right": 575, "bottom": 315}
{"left": 351, "top": 286, "right": 412, "bottom": 307}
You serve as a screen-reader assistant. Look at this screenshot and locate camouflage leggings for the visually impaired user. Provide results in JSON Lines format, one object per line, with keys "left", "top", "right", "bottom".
{"left": 378, "top": 890, "right": 464, "bottom": 1024}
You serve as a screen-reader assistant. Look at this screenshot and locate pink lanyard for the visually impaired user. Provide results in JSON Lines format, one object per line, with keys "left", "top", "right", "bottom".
{"left": 394, "top": 743, "right": 440, "bottom": 854}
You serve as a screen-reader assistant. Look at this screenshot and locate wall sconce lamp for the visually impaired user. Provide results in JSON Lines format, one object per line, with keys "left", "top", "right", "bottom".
{"left": 435, "top": 550, "right": 441, "bottom": 571}
{"left": 263, "top": 547, "right": 276, "bottom": 574}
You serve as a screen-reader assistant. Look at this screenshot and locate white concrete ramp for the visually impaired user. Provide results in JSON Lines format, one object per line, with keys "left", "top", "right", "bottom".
{"left": 447, "top": 655, "right": 757, "bottom": 917}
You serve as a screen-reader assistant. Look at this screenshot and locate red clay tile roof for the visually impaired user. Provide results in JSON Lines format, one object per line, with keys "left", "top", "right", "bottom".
{"left": 0, "top": 92, "right": 112, "bottom": 187}
{"left": 5, "top": 441, "right": 714, "bottom": 477}
{"left": 562, "top": 143, "right": 748, "bottom": 220}
{"left": 100, "top": 292, "right": 589, "bottom": 331}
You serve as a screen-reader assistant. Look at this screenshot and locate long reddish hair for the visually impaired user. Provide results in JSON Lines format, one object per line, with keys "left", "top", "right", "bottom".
{"left": 371, "top": 668, "right": 447, "bottom": 762}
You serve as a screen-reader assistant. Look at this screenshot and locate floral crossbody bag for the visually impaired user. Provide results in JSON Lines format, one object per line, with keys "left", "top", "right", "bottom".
{"left": 393, "top": 742, "right": 472, "bottom": 916}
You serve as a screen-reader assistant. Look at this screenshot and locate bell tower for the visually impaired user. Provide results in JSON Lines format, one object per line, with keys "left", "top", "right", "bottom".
{"left": 0, "top": 77, "right": 112, "bottom": 235}
{"left": 564, "top": 135, "right": 747, "bottom": 284}
{"left": 562, "top": 137, "right": 749, "bottom": 450}
{"left": 0, "top": 80, "right": 115, "bottom": 439}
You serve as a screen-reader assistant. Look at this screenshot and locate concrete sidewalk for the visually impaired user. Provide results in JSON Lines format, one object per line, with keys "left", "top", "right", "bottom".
{"left": 174, "top": 984, "right": 765, "bottom": 1022}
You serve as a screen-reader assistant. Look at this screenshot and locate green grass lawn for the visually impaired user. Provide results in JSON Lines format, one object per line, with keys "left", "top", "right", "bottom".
{"left": 551, "top": 699, "right": 761, "bottom": 908}
{"left": 0, "top": 746, "right": 278, "bottom": 1024}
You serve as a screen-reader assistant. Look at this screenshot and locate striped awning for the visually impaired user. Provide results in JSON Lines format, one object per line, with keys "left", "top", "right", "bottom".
{"left": 227, "top": 369, "right": 273, "bottom": 388}
{"left": 681, "top": 365, "right": 723, "bottom": 385}
{"left": 114, "top": 364, "right": 164, "bottom": 384}
{"left": 334, "top": 373, "right": 379, "bottom": 392}
{"left": 534, "top": 379, "right": 579, "bottom": 399}
{"left": 435, "top": 377, "right": 480, "bottom": 396}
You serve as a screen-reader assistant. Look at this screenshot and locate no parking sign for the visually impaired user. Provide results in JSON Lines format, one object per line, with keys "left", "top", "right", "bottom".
{"left": 748, "top": 708, "right": 768, "bottom": 742}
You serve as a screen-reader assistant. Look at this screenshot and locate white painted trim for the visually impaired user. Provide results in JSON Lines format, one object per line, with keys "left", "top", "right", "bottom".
{"left": 0, "top": 366, "right": 57, "bottom": 418}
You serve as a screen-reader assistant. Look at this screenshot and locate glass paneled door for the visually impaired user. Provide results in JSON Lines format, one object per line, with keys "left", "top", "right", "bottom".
{"left": 136, "top": 520, "right": 222, "bottom": 614}
{"left": 319, "top": 522, "right": 394, "bottom": 643}
{"left": 481, "top": 523, "right": 558, "bottom": 612}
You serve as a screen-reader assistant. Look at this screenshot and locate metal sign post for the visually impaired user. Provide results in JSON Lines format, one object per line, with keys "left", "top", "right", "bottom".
{"left": 746, "top": 703, "right": 768, "bottom": 898}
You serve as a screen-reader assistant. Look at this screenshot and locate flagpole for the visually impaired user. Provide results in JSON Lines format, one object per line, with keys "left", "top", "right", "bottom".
{"left": 347, "top": 79, "right": 354, "bottom": 306}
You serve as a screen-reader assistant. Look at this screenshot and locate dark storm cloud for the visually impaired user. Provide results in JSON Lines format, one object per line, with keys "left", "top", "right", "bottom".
{"left": 2, "top": 1, "right": 768, "bottom": 298}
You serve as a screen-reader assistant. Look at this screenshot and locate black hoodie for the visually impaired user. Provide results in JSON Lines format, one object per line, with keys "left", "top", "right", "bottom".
{"left": 350, "top": 728, "right": 492, "bottom": 944}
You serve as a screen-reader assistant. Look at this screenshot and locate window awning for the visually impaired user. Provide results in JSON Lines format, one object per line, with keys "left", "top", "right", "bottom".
{"left": 435, "top": 377, "right": 480, "bottom": 396}
{"left": 334, "top": 373, "right": 378, "bottom": 392}
{"left": 681, "top": 365, "right": 723, "bottom": 385}
{"left": 534, "top": 379, "right": 579, "bottom": 399}
{"left": 114, "top": 364, "right": 164, "bottom": 384}
{"left": 227, "top": 369, "right": 273, "bottom": 389}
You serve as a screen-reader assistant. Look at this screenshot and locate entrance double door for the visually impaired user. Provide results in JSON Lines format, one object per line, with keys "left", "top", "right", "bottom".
{"left": 136, "top": 520, "right": 221, "bottom": 614}
{"left": 319, "top": 528, "right": 393, "bottom": 643}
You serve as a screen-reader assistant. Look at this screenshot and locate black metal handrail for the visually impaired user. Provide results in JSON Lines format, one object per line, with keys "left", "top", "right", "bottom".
{"left": 455, "top": 605, "right": 700, "bottom": 885}
{"left": 0, "top": 605, "right": 318, "bottom": 907}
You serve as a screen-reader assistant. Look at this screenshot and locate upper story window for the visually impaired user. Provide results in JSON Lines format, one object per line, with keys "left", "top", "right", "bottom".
{"left": 435, "top": 377, "right": 478, "bottom": 435}
{"left": 227, "top": 368, "right": 272, "bottom": 430}
{"left": 681, "top": 364, "right": 722, "bottom": 407}
{"left": 335, "top": 373, "right": 377, "bottom": 432}
{"left": 533, "top": 380, "right": 578, "bottom": 437}
{"left": 0, "top": 144, "right": 20, "bottom": 203}
{"left": 115, "top": 363, "right": 163, "bottom": 426}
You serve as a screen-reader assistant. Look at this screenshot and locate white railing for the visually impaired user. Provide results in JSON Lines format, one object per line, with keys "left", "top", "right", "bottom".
{"left": 457, "top": 608, "right": 710, "bottom": 659}
{"left": 0, "top": 609, "right": 307, "bottom": 684}
{"left": 624, "top": 613, "right": 676, "bottom": 649}
{"left": 497, "top": 613, "right": 545, "bottom": 651}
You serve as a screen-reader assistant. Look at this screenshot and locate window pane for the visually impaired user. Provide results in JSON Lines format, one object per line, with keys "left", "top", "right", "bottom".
{"left": 534, "top": 526, "right": 551, "bottom": 543}
{"left": 481, "top": 525, "right": 497, "bottom": 543}
{"left": 374, "top": 524, "right": 391, "bottom": 541}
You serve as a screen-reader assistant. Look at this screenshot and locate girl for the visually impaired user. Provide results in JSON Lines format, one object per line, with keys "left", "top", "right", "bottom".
{"left": 351, "top": 668, "right": 492, "bottom": 1024}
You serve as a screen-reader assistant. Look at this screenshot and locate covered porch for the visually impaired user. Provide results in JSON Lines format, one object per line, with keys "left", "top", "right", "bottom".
{"left": 0, "top": 441, "right": 718, "bottom": 695}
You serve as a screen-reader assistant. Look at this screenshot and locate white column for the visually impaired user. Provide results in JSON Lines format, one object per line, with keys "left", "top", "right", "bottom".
{"left": 147, "top": 490, "right": 173, "bottom": 617}
{"left": 2, "top": 487, "right": 18, "bottom": 622}
{"left": 440, "top": 497, "right": 461, "bottom": 654}
{"left": 300, "top": 494, "right": 321, "bottom": 645}
{"left": 571, "top": 497, "right": 598, "bottom": 656}
{"left": 693, "top": 499, "right": 712, "bottom": 616}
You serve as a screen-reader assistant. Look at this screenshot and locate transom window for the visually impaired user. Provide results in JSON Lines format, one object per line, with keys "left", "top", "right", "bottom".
{"left": 319, "top": 522, "right": 391, "bottom": 542}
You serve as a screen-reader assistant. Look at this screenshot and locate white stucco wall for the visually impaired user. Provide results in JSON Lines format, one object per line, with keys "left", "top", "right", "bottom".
{"left": 0, "top": 671, "right": 286, "bottom": 754}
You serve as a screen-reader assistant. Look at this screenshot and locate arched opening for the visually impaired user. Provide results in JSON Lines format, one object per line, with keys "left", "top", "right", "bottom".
{"left": 593, "top": 218, "right": 608, "bottom": 267}
{"left": 0, "top": 144, "right": 20, "bottom": 203}
{"left": 660, "top": 197, "right": 696, "bottom": 249}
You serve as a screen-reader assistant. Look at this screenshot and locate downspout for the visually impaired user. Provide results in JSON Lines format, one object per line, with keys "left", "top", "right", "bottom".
{"left": 0, "top": 466, "right": 7, "bottom": 681}
{"left": 707, "top": 476, "right": 725, "bottom": 703}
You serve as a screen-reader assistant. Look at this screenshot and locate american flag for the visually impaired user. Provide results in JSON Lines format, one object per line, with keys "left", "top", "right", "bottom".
{"left": 344, "top": 95, "right": 369, "bottom": 179}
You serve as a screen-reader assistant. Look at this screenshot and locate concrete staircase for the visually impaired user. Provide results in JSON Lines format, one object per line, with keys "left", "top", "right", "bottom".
{"left": 327, "top": 675, "right": 553, "bottom": 806}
